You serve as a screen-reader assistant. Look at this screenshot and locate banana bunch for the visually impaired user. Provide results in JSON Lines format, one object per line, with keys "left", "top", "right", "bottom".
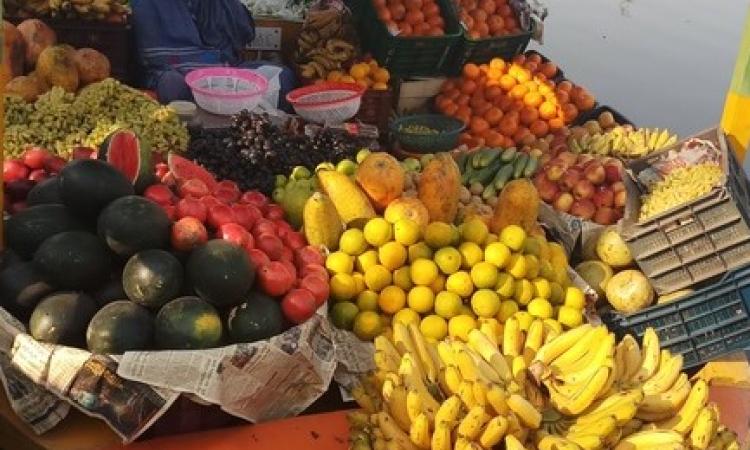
{"left": 47, "top": 0, "right": 129, "bottom": 21}
{"left": 458, "top": 147, "right": 540, "bottom": 201}
{"left": 638, "top": 163, "right": 723, "bottom": 221}
{"left": 297, "top": 9, "right": 356, "bottom": 80}
{"left": 568, "top": 126, "right": 678, "bottom": 159}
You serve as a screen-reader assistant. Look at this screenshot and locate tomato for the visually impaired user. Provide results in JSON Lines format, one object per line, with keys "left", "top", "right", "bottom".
{"left": 257, "top": 261, "right": 295, "bottom": 297}
{"left": 300, "top": 264, "right": 328, "bottom": 281}
{"left": 256, "top": 234, "right": 284, "bottom": 260}
{"left": 246, "top": 247, "right": 270, "bottom": 269}
{"left": 207, "top": 204, "right": 236, "bottom": 229}
{"left": 280, "top": 245, "right": 294, "bottom": 263}
{"left": 144, "top": 184, "right": 175, "bottom": 206}
{"left": 178, "top": 179, "right": 210, "bottom": 198}
{"left": 232, "top": 203, "right": 262, "bottom": 230}
{"left": 299, "top": 275, "right": 330, "bottom": 307}
{"left": 42, "top": 155, "right": 66, "bottom": 174}
{"left": 28, "top": 169, "right": 48, "bottom": 183}
{"left": 252, "top": 218, "right": 277, "bottom": 238}
{"left": 280, "top": 259, "right": 297, "bottom": 281}
{"left": 241, "top": 191, "right": 269, "bottom": 210}
{"left": 214, "top": 187, "right": 239, "bottom": 204}
{"left": 272, "top": 219, "right": 292, "bottom": 238}
{"left": 265, "top": 204, "right": 285, "bottom": 220}
{"left": 176, "top": 197, "right": 208, "bottom": 222}
{"left": 281, "top": 289, "right": 317, "bottom": 324}
{"left": 282, "top": 231, "right": 307, "bottom": 250}
{"left": 171, "top": 217, "right": 208, "bottom": 252}
{"left": 22, "top": 148, "right": 50, "bottom": 170}
{"left": 294, "top": 246, "right": 325, "bottom": 268}
{"left": 217, "top": 223, "right": 251, "bottom": 247}
{"left": 200, "top": 195, "right": 221, "bottom": 209}
{"left": 3, "top": 160, "right": 29, "bottom": 183}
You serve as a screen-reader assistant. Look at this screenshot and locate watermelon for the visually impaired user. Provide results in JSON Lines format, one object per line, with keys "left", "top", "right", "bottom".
{"left": 59, "top": 159, "right": 134, "bottom": 218}
{"left": 0, "top": 262, "right": 54, "bottom": 320}
{"left": 186, "top": 240, "right": 254, "bottom": 307}
{"left": 226, "top": 292, "right": 284, "bottom": 344}
{"left": 154, "top": 296, "right": 222, "bottom": 350}
{"left": 87, "top": 300, "right": 154, "bottom": 354}
{"left": 97, "top": 195, "right": 171, "bottom": 258}
{"left": 29, "top": 291, "right": 98, "bottom": 347}
{"left": 168, "top": 153, "right": 217, "bottom": 191}
{"left": 5, "top": 204, "right": 86, "bottom": 259}
{"left": 33, "top": 231, "right": 111, "bottom": 290}
{"left": 99, "top": 129, "right": 154, "bottom": 192}
{"left": 123, "top": 250, "right": 183, "bottom": 309}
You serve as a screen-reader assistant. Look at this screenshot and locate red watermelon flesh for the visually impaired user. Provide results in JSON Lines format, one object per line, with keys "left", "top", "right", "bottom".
{"left": 167, "top": 153, "right": 218, "bottom": 191}
{"left": 99, "top": 130, "right": 153, "bottom": 191}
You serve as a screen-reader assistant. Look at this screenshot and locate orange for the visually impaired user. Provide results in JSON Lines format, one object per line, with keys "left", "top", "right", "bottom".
{"left": 461, "top": 79, "right": 478, "bottom": 94}
{"left": 488, "top": 15, "right": 505, "bottom": 35}
{"left": 519, "top": 106, "right": 539, "bottom": 126}
{"left": 522, "top": 80, "right": 538, "bottom": 92}
{"left": 538, "top": 101, "right": 556, "bottom": 120}
{"left": 373, "top": 67, "right": 390, "bottom": 83}
{"left": 414, "top": 22, "right": 431, "bottom": 35}
{"left": 486, "top": 86, "right": 503, "bottom": 100}
{"left": 441, "top": 80, "right": 456, "bottom": 93}
{"left": 445, "top": 88, "right": 460, "bottom": 100}
{"left": 548, "top": 117, "right": 564, "bottom": 130}
{"left": 484, "top": 107, "right": 503, "bottom": 125}
{"left": 499, "top": 74, "right": 516, "bottom": 91}
{"left": 484, "top": 130, "right": 504, "bottom": 146}
{"left": 562, "top": 103, "right": 579, "bottom": 123}
{"left": 509, "top": 84, "right": 528, "bottom": 100}
{"left": 527, "top": 53, "right": 542, "bottom": 65}
{"left": 523, "top": 91, "right": 543, "bottom": 108}
{"left": 456, "top": 105, "right": 472, "bottom": 117}
{"left": 399, "top": 23, "right": 413, "bottom": 36}
{"left": 540, "top": 62, "right": 557, "bottom": 79}
{"left": 470, "top": 92, "right": 487, "bottom": 108}
{"left": 443, "top": 103, "right": 458, "bottom": 116}
{"left": 456, "top": 111, "right": 471, "bottom": 125}
{"left": 575, "top": 93, "right": 596, "bottom": 111}
{"left": 498, "top": 3, "right": 511, "bottom": 16}
{"left": 405, "top": 0, "right": 422, "bottom": 8}
{"left": 456, "top": 94, "right": 470, "bottom": 106}
{"left": 405, "top": 10, "right": 424, "bottom": 25}
{"left": 497, "top": 95, "right": 514, "bottom": 111}
{"left": 557, "top": 80, "right": 573, "bottom": 92}
{"left": 463, "top": 63, "right": 481, "bottom": 79}
{"left": 459, "top": 132, "right": 473, "bottom": 146}
{"left": 474, "top": 102, "right": 492, "bottom": 116}
{"left": 515, "top": 68, "right": 531, "bottom": 83}
{"left": 424, "top": 2, "right": 440, "bottom": 16}
{"left": 513, "top": 126, "right": 532, "bottom": 144}
{"left": 523, "top": 61, "right": 539, "bottom": 74}
{"left": 487, "top": 67, "right": 503, "bottom": 81}
{"left": 489, "top": 57, "right": 506, "bottom": 72}
{"left": 555, "top": 90, "right": 570, "bottom": 105}
{"left": 390, "top": 3, "right": 406, "bottom": 20}
{"left": 471, "top": 9, "right": 488, "bottom": 23}
{"left": 530, "top": 120, "right": 550, "bottom": 137}
{"left": 470, "top": 116, "right": 490, "bottom": 134}
{"left": 512, "top": 54, "right": 526, "bottom": 65}
{"left": 479, "top": 0, "right": 497, "bottom": 13}
{"left": 498, "top": 115, "right": 518, "bottom": 136}
{"left": 374, "top": 0, "right": 387, "bottom": 7}
{"left": 376, "top": 6, "right": 392, "bottom": 21}
{"left": 474, "top": 22, "right": 489, "bottom": 37}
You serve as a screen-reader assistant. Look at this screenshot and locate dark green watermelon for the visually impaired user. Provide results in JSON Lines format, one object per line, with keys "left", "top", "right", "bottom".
{"left": 155, "top": 296, "right": 222, "bottom": 350}
{"left": 123, "top": 250, "right": 183, "bottom": 309}
{"left": 5, "top": 204, "right": 86, "bottom": 259}
{"left": 186, "top": 240, "right": 253, "bottom": 307}
{"left": 26, "top": 177, "right": 63, "bottom": 206}
{"left": 29, "top": 292, "right": 97, "bottom": 346}
{"left": 33, "top": 231, "right": 111, "bottom": 290}
{"left": 99, "top": 129, "right": 154, "bottom": 193}
{"left": 227, "top": 292, "right": 284, "bottom": 344}
{"left": 90, "top": 278, "right": 128, "bottom": 307}
{"left": 97, "top": 196, "right": 171, "bottom": 258}
{"left": 86, "top": 300, "right": 154, "bottom": 354}
{"left": 0, "top": 262, "right": 54, "bottom": 320}
{"left": 59, "top": 159, "right": 134, "bottom": 218}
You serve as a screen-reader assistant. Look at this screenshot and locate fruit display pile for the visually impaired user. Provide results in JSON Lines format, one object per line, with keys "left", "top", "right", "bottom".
{"left": 5, "top": 0, "right": 129, "bottom": 22}
{"left": 454, "top": 0, "right": 523, "bottom": 39}
{"left": 0, "top": 130, "right": 324, "bottom": 354}
{"left": 567, "top": 125, "right": 678, "bottom": 159}
{"left": 638, "top": 164, "right": 723, "bottom": 221}
{"left": 372, "top": 0, "right": 449, "bottom": 37}
{"left": 458, "top": 147, "right": 540, "bottom": 204}
{"left": 185, "top": 112, "right": 371, "bottom": 194}
{"left": 347, "top": 323, "right": 742, "bottom": 450}
{"left": 4, "top": 79, "right": 188, "bottom": 158}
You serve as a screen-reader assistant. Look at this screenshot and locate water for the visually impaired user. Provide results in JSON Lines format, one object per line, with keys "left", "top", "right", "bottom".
{"left": 530, "top": 0, "right": 748, "bottom": 137}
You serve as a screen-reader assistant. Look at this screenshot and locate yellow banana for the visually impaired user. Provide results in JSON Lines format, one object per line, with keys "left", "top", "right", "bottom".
{"left": 382, "top": 382, "right": 411, "bottom": 432}
{"left": 457, "top": 380, "right": 478, "bottom": 408}
{"left": 656, "top": 378, "right": 708, "bottom": 434}
{"left": 437, "top": 341, "right": 458, "bottom": 367}
{"left": 453, "top": 437, "right": 471, "bottom": 450}
{"left": 398, "top": 354, "right": 440, "bottom": 419}
{"left": 707, "top": 427, "right": 738, "bottom": 450}
{"left": 503, "top": 317, "right": 522, "bottom": 357}
{"left": 507, "top": 393, "right": 542, "bottom": 428}
{"left": 408, "top": 323, "right": 438, "bottom": 384}
{"left": 393, "top": 323, "right": 425, "bottom": 376}
{"left": 376, "top": 412, "right": 420, "bottom": 450}
{"left": 534, "top": 324, "right": 594, "bottom": 365}
{"left": 567, "top": 415, "right": 618, "bottom": 439}
{"left": 688, "top": 403, "right": 719, "bottom": 450}
{"left": 524, "top": 319, "right": 545, "bottom": 359}
{"left": 620, "top": 334, "right": 642, "bottom": 381}
{"left": 457, "top": 405, "right": 491, "bottom": 439}
{"left": 351, "top": 384, "right": 379, "bottom": 414}
{"left": 486, "top": 384, "right": 510, "bottom": 415}
{"left": 479, "top": 415, "right": 509, "bottom": 448}
{"left": 406, "top": 389, "right": 422, "bottom": 424}
{"left": 409, "top": 413, "right": 431, "bottom": 450}
{"left": 455, "top": 348, "right": 480, "bottom": 382}
{"left": 639, "top": 373, "right": 691, "bottom": 414}
{"left": 632, "top": 328, "right": 660, "bottom": 384}
{"left": 479, "top": 320, "right": 499, "bottom": 347}
{"left": 621, "top": 419, "right": 643, "bottom": 438}
{"left": 431, "top": 421, "right": 452, "bottom": 450}
{"left": 375, "top": 335, "right": 402, "bottom": 366}
{"left": 613, "top": 429, "right": 684, "bottom": 450}
{"left": 537, "top": 435, "right": 583, "bottom": 450}
{"left": 467, "top": 329, "right": 512, "bottom": 381}
{"left": 505, "top": 434, "right": 527, "bottom": 450}
{"left": 642, "top": 351, "right": 683, "bottom": 395}
{"left": 512, "top": 355, "right": 527, "bottom": 387}
{"left": 443, "top": 365, "right": 463, "bottom": 395}
{"left": 472, "top": 381, "right": 488, "bottom": 407}
{"left": 553, "top": 333, "right": 615, "bottom": 385}
{"left": 434, "top": 395, "right": 462, "bottom": 426}
{"left": 550, "top": 366, "right": 611, "bottom": 416}
{"left": 552, "top": 326, "right": 606, "bottom": 370}
{"left": 565, "top": 434, "right": 602, "bottom": 450}
{"left": 597, "top": 356, "right": 619, "bottom": 399}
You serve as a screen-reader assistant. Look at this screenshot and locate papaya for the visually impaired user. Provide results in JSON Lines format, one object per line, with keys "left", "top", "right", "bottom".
{"left": 36, "top": 44, "right": 79, "bottom": 93}
{"left": 355, "top": 152, "right": 405, "bottom": 211}
{"left": 490, "top": 179, "right": 540, "bottom": 235}
{"left": 417, "top": 153, "right": 461, "bottom": 223}
{"left": 303, "top": 192, "right": 343, "bottom": 251}
{"left": 317, "top": 170, "right": 375, "bottom": 227}
{"left": 384, "top": 197, "right": 430, "bottom": 231}
{"left": 2, "top": 21, "right": 25, "bottom": 86}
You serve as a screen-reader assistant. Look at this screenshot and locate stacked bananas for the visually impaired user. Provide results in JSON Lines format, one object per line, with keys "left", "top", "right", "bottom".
{"left": 568, "top": 127, "right": 678, "bottom": 159}
{"left": 296, "top": 10, "right": 356, "bottom": 80}
{"left": 348, "top": 322, "right": 742, "bottom": 450}
{"left": 639, "top": 163, "right": 724, "bottom": 221}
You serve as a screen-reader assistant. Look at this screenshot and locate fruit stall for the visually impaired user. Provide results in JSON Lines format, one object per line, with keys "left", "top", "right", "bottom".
{"left": 1, "top": 0, "right": 750, "bottom": 449}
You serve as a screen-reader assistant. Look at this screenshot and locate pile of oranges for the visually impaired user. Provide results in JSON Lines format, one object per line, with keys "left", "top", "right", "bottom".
{"left": 435, "top": 53, "right": 597, "bottom": 149}
{"left": 325, "top": 60, "right": 391, "bottom": 91}
{"left": 455, "top": 0, "right": 522, "bottom": 39}
{"left": 373, "top": 0, "right": 447, "bottom": 37}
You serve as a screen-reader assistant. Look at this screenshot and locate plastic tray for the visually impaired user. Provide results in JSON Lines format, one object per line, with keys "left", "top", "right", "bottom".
{"left": 359, "top": 0, "right": 462, "bottom": 76}
{"left": 573, "top": 105, "right": 634, "bottom": 128}
{"left": 602, "top": 264, "right": 750, "bottom": 369}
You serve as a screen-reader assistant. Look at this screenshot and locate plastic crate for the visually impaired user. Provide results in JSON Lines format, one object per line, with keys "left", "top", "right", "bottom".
{"left": 620, "top": 128, "right": 750, "bottom": 294}
{"left": 573, "top": 105, "right": 633, "bottom": 127}
{"left": 359, "top": 0, "right": 462, "bottom": 76}
{"left": 602, "top": 264, "right": 750, "bottom": 369}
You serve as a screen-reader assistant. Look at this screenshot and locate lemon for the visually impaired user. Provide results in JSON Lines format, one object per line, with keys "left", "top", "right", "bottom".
{"left": 339, "top": 229, "right": 368, "bottom": 256}
{"left": 357, "top": 290, "right": 379, "bottom": 311}
{"left": 448, "top": 315, "right": 477, "bottom": 342}
{"left": 458, "top": 304, "right": 476, "bottom": 318}
{"left": 514, "top": 279, "right": 533, "bottom": 305}
{"left": 353, "top": 311, "right": 383, "bottom": 340}
{"left": 549, "top": 282, "right": 565, "bottom": 304}
{"left": 525, "top": 255, "right": 540, "bottom": 279}
{"left": 430, "top": 275, "right": 446, "bottom": 294}
{"left": 393, "top": 266, "right": 414, "bottom": 290}
{"left": 497, "top": 300, "right": 519, "bottom": 322}
{"left": 326, "top": 251, "right": 354, "bottom": 274}
{"left": 471, "top": 262, "right": 499, "bottom": 289}
{"left": 500, "top": 225, "right": 526, "bottom": 251}
{"left": 471, "top": 289, "right": 501, "bottom": 318}
{"left": 557, "top": 305, "right": 584, "bottom": 328}
{"left": 407, "top": 286, "right": 435, "bottom": 314}
{"left": 514, "top": 311, "right": 534, "bottom": 331}
{"left": 364, "top": 218, "right": 393, "bottom": 247}
{"left": 364, "top": 265, "right": 392, "bottom": 292}
{"left": 424, "top": 222, "right": 456, "bottom": 249}
{"left": 408, "top": 242, "right": 434, "bottom": 263}
{"left": 434, "top": 291, "right": 462, "bottom": 319}
{"left": 484, "top": 233, "right": 498, "bottom": 246}
{"left": 394, "top": 219, "right": 421, "bottom": 246}
{"left": 331, "top": 302, "right": 359, "bottom": 330}
{"left": 352, "top": 272, "right": 366, "bottom": 295}
{"left": 420, "top": 315, "right": 448, "bottom": 340}
{"left": 539, "top": 260, "right": 556, "bottom": 281}
{"left": 564, "top": 286, "right": 586, "bottom": 309}
{"left": 446, "top": 271, "right": 474, "bottom": 298}
{"left": 506, "top": 253, "right": 527, "bottom": 279}
{"left": 378, "top": 285, "right": 406, "bottom": 314}
{"left": 461, "top": 218, "right": 489, "bottom": 244}
{"left": 531, "top": 278, "right": 551, "bottom": 299}
{"left": 393, "top": 308, "right": 421, "bottom": 327}
{"left": 379, "top": 241, "right": 407, "bottom": 271}
{"left": 410, "top": 259, "right": 439, "bottom": 286}
{"left": 495, "top": 272, "right": 515, "bottom": 298}
{"left": 527, "top": 298, "right": 554, "bottom": 319}
{"left": 330, "top": 273, "right": 357, "bottom": 301}
{"left": 459, "top": 242, "right": 484, "bottom": 269}
{"left": 484, "top": 242, "right": 511, "bottom": 268}
{"left": 434, "top": 247, "right": 462, "bottom": 275}
{"left": 356, "top": 250, "right": 379, "bottom": 273}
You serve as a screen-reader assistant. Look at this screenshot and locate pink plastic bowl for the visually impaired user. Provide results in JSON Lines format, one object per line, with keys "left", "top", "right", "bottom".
{"left": 286, "top": 82, "right": 365, "bottom": 124}
{"left": 185, "top": 68, "right": 268, "bottom": 116}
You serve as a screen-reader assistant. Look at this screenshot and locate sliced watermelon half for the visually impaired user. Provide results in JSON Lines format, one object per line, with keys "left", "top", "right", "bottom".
{"left": 167, "top": 152, "right": 218, "bottom": 191}
{"left": 99, "top": 129, "right": 154, "bottom": 193}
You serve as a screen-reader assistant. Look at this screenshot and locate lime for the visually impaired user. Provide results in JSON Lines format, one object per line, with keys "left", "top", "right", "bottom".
{"left": 336, "top": 159, "right": 357, "bottom": 175}
{"left": 353, "top": 311, "right": 383, "bottom": 340}
{"left": 326, "top": 251, "right": 354, "bottom": 275}
{"left": 539, "top": 260, "right": 556, "bottom": 282}
{"left": 471, "top": 289, "right": 501, "bottom": 318}
{"left": 393, "top": 308, "right": 420, "bottom": 327}
{"left": 549, "top": 282, "right": 565, "bottom": 305}
{"left": 364, "top": 218, "right": 393, "bottom": 247}
{"left": 393, "top": 266, "right": 414, "bottom": 291}
{"left": 434, "top": 291, "right": 462, "bottom": 319}
{"left": 459, "top": 242, "right": 484, "bottom": 269}
{"left": 420, "top": 315, "right": 448, "bottom": 340}
{"left": 331, "top": 302, "right": 359, "bottom": 330}
{"left": 471, "top": 262, "right": 499, "bottom": 289}
{"left": 339, "top": 229, "right": 368, "bottom": 256}
{"left": 410, "top": 259, "right": 439, "bottom": 286}
{"left": 484, "top": 242, "right": 511, "bottom": 268}
{"left": 446, "top": 271, "right": 474, "bottom": 298}
{"left": 356, "top": 148, "right": 372, "bottom": 164}
{"left": 394, "top": 219, "right": 421, "bottom": 246}
{"left": 458, "top": 304, "right": 476, "bottom": 318}
{"left": 448, "top": 315, "right": 477, "bottom": 342}
{"left": 484, "top": 233, "right": 498, "bottom": 246}
{"left": 527, "top": 298, "right": 554, "bottom": 319}
{"left": 364, "top": 265, "right": 392, "bottom": 292}
{"left": 356, "top": 290, "right": 379, "bottom": 311}
{"left": 330, "top": 273, "right": 357, "bottom": 301}
{"left": 461, "top": 218, "right": 489, "bottom": 244}
{"left": 407, "top": 286, "right": 435, "bottom": 314}
{"left": 378, "top": 285, "right": 406, "bottom": 314}
{"left": 497, "top": 300, "right": 519, "bottom": 322}
{"left": 424, "top": 222, "right": 456, "bottom": 249}
{"left": 356, "top": 250, "right": 379, "bottom": 273}
{"left": 434, "top": 247, "right": 462, "bottom": 275}
{"left": 523, "top": 236, "right": 542, "bottom": 257}
{"left": 408, "top": 242, "right": 434, "bottom": 263}
{"left": 500, "top": 225, "right": 526, "bottom": 251}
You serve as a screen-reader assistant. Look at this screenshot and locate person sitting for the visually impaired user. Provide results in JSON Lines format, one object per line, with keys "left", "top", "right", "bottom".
{"left": 131, "top": 0, "right": 297, "bottom": 111}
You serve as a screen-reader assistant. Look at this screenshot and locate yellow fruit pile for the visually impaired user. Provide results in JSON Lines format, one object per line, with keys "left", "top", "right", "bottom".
{"left": 328, "top": 217, "right": 586, "bottom": 342}
{"left": 326, "top": 60, "right": 390, "bottom": 91}
{"left": 348, "top": 323, "right": 741, "bottom": 450}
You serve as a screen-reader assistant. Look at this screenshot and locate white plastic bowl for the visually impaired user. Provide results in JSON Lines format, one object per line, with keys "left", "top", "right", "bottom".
{"left": 185, "top": 68, "right": 268, "bottom": 116}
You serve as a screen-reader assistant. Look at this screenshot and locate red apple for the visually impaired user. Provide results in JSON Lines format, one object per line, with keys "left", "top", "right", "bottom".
{"left": 535, "top": 173, "right": 561, "bottom": 203}
{"left": 246, "top": 248, "right": 271, "bottom": 269}
{"left": 584, "top": 162, "right": 606, "bottom": 185}
{"left": 281, "top": 288, "right": 317, "bottom": 324}
{"left": 200, "top": 195, "right": 222, "bottom": 209}
{"left": 273, "top": 219, "right": 293, "bottom": 238}
{"left": 545, "top": 163, "right": 566, "bottom": 182}
{"left": 72, "top": 147, "right": 96, "bottom": 160}
{"left": 604, "top": 163, "right": 622, "bottom": 183}
{"left": 593, "top": 186, "right": 614, "bottom": 208}
{"left": 171, "top": 217, "right": 208, "bottom": 251}
{"left": 241, "top": 191, "right": 269, "bottom": 209}
{"left": 280, "top": 259, "right": 297, "bottom": 281}
{"left": 144, "top": 184, "right": 176, "bottom": 206}
{"left": 265, "top": 204, "right": 285, "bottom": 221}
{"left": 155, "top": 163, "right": 169, "bottom": 180}
{"left": 214, "top": 180, "right": 240, "bottom": 202}
{"left": 573, "top": 179, "right": 595, "bottom": 200}
{"left": 570, "top": 199, "right": 596, "bottom": 220}
{"left": 42, "top": 155, "right": 66, "bottom": 174}
{"left": 301, "top": 263, "right": 328, "bottom": 281}
{"left": 594, "top": 207, "right": 618, "bottom": 225}
{"left": 257, "top": 261, "right": 295, "bottom": 297}
{"left": 207, "top": 204, "right": 236, "bottom": 229}
{"left": 554, "top": 192, "right": 574, "bottom": 213}
{"left": 611, "top": 181, "right": 626, "bottom": 193}
{"left": 283, "top": 231, "right": 307, "bottom": 250}
{"left": 557, "top": 151, "right": 578, "bottom": 166}
{"left": 280, "top": 245, "right": 294, "bottom": 262}
{"left": 252, "top": 218, "right": 277, "bottom": 238}
{"left": 295, "top": 246, "right": 325, "bottom": 268}
{"left": 176, "top": 197, "right": 208, "bottom": 222}
{"left": 22, "top": 148, "right": 50, "bottom": 169}
{"left": 614, "top": 190, "right": 627, "bottom": 208}
{"left": 560, "top": 168, "right": 582, "bottom": 192}
{"left": 300, "top": 275, "right": 330, "bottom": 307}
{"left": 3, "top": 160, "right": 29, "bottom": 183}
{"left": 217, "top": 223, "right": 251, "bottom": 247}
{"left": 256, "top": 234, "right": 284, "bottom": 260}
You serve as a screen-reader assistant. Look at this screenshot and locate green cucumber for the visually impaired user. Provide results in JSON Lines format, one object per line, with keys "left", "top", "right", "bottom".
{"left": 455, "top": 152, "right": 469, "bottom": 174}
{"left": 482, "top": 183, "right": 497, "bottom": 200}
{"left": 470, "top": 158, "right": 503, "bottom": 185}
{"left": 493, "top": 163, "right": 515, "bottom": 190}
{"left": 471, "top": 150, "right": 486, "bottom": 169}
{"left": 479, "top": 148, "right": 501, "bottom": 167}
{"left": 513, "top": 153, "right": 529, "bottom": 179}
{"left": 523, "top": 156, "right": 539, "bottom": 178}
{"left": 500, "top": 147, "right": 518, "bottom": 162}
